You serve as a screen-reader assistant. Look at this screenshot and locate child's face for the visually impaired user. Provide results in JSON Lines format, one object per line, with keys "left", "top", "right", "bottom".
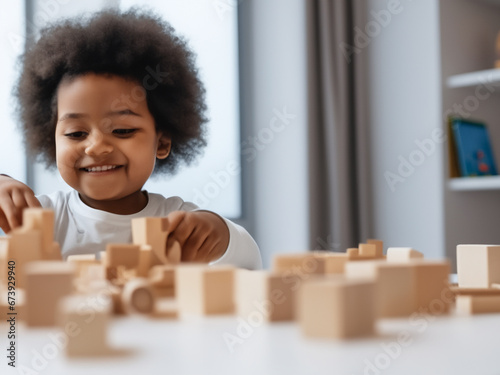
{"left": 55, "top": 73, "right": 170, "bottom": 212}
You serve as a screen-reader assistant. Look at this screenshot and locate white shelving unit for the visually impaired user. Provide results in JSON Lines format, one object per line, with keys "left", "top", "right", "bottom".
{"left": 446, "top": 68, "right": 500, "bottom": 89}
{"left": 448, "top": 175, "right": 500, "bottom": 191}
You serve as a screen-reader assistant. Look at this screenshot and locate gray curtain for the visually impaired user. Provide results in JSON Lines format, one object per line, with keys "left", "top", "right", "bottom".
{"left": 307, "top": 0, "right": 371, "bottom": 252}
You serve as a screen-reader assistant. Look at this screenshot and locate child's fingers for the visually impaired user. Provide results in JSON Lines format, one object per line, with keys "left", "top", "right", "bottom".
{"left": 0, "top": 210, "right": 12, "bottom": 234}
{"left": 162, "top": 211, "right": 186, "bottom": 234}
{"left": 180, "top": 228, "right": 209, "bottom": 261}
{"left": 24, "top": 192, "right": 41, "bottom": 208}
{"left": 11, "top": 189, "right": 28, "bottom": 211}
{"left": 0, "top": 197, "right": 20, "bottom": 231}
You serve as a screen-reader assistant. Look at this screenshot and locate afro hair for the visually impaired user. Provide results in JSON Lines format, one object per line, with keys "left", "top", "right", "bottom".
{"left": 15, "top": 8, "right": 208, "bottom": 175}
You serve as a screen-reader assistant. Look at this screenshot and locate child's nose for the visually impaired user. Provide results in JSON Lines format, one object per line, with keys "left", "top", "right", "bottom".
{"left": 84, "top": 133, "right": 113, "bottom": 156}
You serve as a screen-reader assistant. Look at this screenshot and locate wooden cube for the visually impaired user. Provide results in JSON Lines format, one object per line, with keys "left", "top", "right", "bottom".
{"left": 272, "top": 253, "right": 325, "bottom": 275}
{"left": 456, "top": 295, "right": 500, "bottom": 314}
{"left": 235, "top": 270, "right": 296, "bottom": 321}
{"left": 367, "top": 239, "right": 384, "bottom": 257}
{"left": 345, "top": 261, "right": 416, "bottom": 317}
{"left": 298, "top": 277, "right": 375, "bottom": 339}
{"left": 457, "top": 245, "right": 500, "bottom": 288}
{"left": 311, "top": 252, "right": 348, "bottom": 274}
{"left": 105, "top": 244, "right": 140, "bottom": 269}
{"left": 9, "top": 229, "right": 43, "bottom": 288}
{"left": 25, "top": 261, "right": 76, "bottom": 326}
{"left": 59, "top": 294, "right": 112, "bottom": 357}
{"left": 131, "top": 217, "right": 169, "bottom": 266}
{"left": 176, "top": 265, "right": 235, "bottom": 315}
{"left": 359, "top": 243, "right": 377, "bottom": 257}
{"left": 386, "top": 247, "right": 424, "bottom": 262}
{"left": 67, "top": 254, "right": 99, "bottom": 278}
{"left": 413, "top": 261, "right": 451, "bottom": 314}
{"left": 22, "top": 208, "right": 60, "bottom": 260}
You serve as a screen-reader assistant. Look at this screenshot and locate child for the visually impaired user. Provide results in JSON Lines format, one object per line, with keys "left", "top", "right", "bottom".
{"left": 0, "top": 8, "right": 262, "bottom": 270}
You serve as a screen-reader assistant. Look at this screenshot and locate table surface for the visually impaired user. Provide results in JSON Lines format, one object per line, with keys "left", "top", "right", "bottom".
{"left": 2, "top": 308, "right": 499, "bottom": 375}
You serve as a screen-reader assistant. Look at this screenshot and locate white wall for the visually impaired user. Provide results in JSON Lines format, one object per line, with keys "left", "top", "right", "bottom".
{"left": 240, "top": 0, "right": 310, "bottom": 267}
{"left": 362, "top": 0, "right": 445, "bottom": 258}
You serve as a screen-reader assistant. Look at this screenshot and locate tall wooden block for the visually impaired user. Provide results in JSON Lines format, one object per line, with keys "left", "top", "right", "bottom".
{"left": 25, "top": 261, "right": 76, "bottom": 326}
{"left": 457, "top": 245, "right": 500, "bottom": 288}
{"left": 105, "top": 244, "right": 140, "bottom": 269}
{"left": 387, "top": 247, "right": 424, "bottom": 262}
{"left": 236, "top": 270, "right": 296, "bottom": 321}
{"left": 367, "top": 239, "right": 384, "bottom": 257}
{"left": 272, "top": 253, "right": 325, "bottom": 275}
{"left": 149, "top": 264, "right": 175, "bottom": 297}
{"left": 345, "top": 261, "right": 416, "bottom": 317}
{"left": 59, "top": 294, "right": 112, "bottom": 356}
{"left": 132, "top": 217, "right": 169, "bottom": 266}
{"left": 22, "top": 208, "right": 57, "bottom": 259}
{"left": 298, "top": 277, "right": 375, "bottom": 339}
{"left": 413, "top": 261, "right": 451, "bottom": 314}
{"left": 9, "top": 229, "right": 43, "bottom": 288}
{"left": 176, "top": 265, "right": 235, "bottom": 315}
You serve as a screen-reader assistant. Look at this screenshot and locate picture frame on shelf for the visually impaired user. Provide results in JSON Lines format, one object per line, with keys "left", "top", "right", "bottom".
{"left": 449, "top": 117, "right": 498, "bottom": 178}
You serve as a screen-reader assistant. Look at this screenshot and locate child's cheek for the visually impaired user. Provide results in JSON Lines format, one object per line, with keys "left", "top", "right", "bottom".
{"left": 55, "top": 141, "right": 82, "bottom": 170}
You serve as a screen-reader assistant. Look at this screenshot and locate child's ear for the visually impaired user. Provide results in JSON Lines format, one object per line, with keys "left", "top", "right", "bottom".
{"left": 156, "top": 134, "right": 171, "bottom": 160}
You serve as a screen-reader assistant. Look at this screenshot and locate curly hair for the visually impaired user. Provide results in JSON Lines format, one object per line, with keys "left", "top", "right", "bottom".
{"left": 15, "top": 8, "right": 208, "bottom": 175}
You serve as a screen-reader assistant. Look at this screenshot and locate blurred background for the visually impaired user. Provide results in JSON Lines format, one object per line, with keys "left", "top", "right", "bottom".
{"left": 2, "top": 0, "right": 500, "bottom": 269}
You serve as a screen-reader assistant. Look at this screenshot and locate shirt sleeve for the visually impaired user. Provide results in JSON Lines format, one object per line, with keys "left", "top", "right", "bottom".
{"left": 209, "top": 216, "right": 262, "bottom": 270}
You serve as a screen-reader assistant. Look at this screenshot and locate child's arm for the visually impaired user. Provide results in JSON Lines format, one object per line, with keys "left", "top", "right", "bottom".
{"left": 0, "top": 174, "right": 41, "bottom": 233}
{"left": 163, "top": 211, "right": 229, "bottom": 263}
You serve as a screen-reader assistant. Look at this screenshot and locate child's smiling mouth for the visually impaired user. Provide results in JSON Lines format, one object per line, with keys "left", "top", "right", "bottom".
{"left": 79, "top": 165, "right": 123, "bottom": 173}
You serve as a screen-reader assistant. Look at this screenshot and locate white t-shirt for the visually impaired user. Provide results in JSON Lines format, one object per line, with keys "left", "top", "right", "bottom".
{"left": 37, "top": 190, "right": 262, "bottom": 270}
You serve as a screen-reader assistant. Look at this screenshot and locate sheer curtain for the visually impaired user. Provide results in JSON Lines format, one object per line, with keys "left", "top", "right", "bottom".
{"left": 306, "top": 0, "right": 371, "bottom": 252}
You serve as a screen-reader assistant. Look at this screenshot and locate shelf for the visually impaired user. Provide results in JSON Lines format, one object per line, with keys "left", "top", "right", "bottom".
{"left": 446, "top": 68, "right": 500, "bottom": 89}
{"left": 448, "top": 176, "right": 500, "bottom": 191}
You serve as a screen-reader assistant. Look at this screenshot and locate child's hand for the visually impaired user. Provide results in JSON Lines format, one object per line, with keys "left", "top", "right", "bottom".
{"left": 163, "top": 211, "right": 230, "bottom": 263}
{"left": 0, "top": 175, "right": 41, "bottom": 233}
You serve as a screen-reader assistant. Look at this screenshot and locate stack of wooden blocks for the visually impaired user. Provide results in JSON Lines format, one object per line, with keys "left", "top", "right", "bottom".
{"left": 1, "top": 208, "right": 499, "bottom": 357}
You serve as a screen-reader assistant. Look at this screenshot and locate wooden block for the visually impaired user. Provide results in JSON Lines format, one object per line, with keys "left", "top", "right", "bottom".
{"left": 345, "top": 261, "right": 416, "bottom": 317}
{"left": 367, "top": 239, "right": 384, "bottom": 257}
{"left": 59, "top": 294, "right": 112, "bottom": 357}
{"left": 347, "top": 248, "right": 359, "bottom": 257}
{"left": 456, "top": 295, "right": 500, "bottom": 314}
{"left": 359, "top": 243, "right": 377, "bottom": 257}
{"left": 9, "top": 229, "right": 43, "bottom": 288}
{"left": 312, "top": 252, "right": 348, "bottom": 274}
{"left": 450, "top": 286, "right": 500, "bottom": 296}
{"left": 235, "top": 270, "right": 297, "bottom": 322}
{"left": 121, "top": 278, "right": 155, "bottom": 314}
{"left": 272, "top": 253, "right": 325, "bottom": 275}
{"left": 67, "top": 254, "right": 99, "bottom": 278}
{"left": 493, "top": 284, "right": 500, "bottom": 289}
{"left": 386, "top": 247, "right": 424, "bottom": 262}
{"left": 25, "top": 261, "right": 76, "bottom": 326}
{"left": 167, "top": 240, "right": 182, "bottom": 263}
{"left": 132, "top": 217, "right": 176, "bottom": 267}
{"left": 413, "top": 260, "right": 451, "bottom": 314}
{"left": 457, "top": 245, "right": 500, "bottom": 288}
{"left": 0, "top": 237, "right": 9, "bottom": 285}
{"left": 105, "top": 244, "right": 140, "bottom": 269}
{"left": 22, "top": 208, "right": 59, "bottom": 259}
{"left": 136, "top": 245, "right": 152, "bottom": 277}
{"left": 176, "top": 265, "right": 235, "bottom": 315}
{"left": 149, "top": 264, "right": 176, "bottom": 297}
{"left": 297, "top": 277, "right": 375, "bottom": 339}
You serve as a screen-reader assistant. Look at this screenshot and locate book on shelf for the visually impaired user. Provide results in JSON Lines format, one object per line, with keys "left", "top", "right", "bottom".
{"left": 448, "top": 117, "right": 498, "bottom": 178}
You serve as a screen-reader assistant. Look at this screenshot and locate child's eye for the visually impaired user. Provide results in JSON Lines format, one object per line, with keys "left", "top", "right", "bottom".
{"left": 113, "top": 129, "right": 137, "bottom": 136}
{"left": 64, "top": 131, "right": 87, "bottom": 139}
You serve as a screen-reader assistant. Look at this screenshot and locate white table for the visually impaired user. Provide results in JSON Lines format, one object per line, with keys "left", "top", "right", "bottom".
{"left": 2, "top": 309, "right": 499, "bottom": 375}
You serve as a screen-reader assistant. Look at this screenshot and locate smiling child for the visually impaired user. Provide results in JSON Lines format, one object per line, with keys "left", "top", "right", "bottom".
{"left": 0, "top": 9, "right": 261, "bottom": 269}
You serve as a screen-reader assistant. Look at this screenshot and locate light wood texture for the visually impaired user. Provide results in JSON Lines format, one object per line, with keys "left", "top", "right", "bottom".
{"left": 25, "top": 261, "right": 76, "bottom": 326}
{"left": 176, "top": 265, "right": 235, "bottom": 315}
{"left": 386, "top": 247, "right": 424, "bottom": 262}
{"left": 457, "top": 244, "right": 500, "bottom": 288}
{"left": 297, "top": 277, "right": 375, "bottom": 339}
